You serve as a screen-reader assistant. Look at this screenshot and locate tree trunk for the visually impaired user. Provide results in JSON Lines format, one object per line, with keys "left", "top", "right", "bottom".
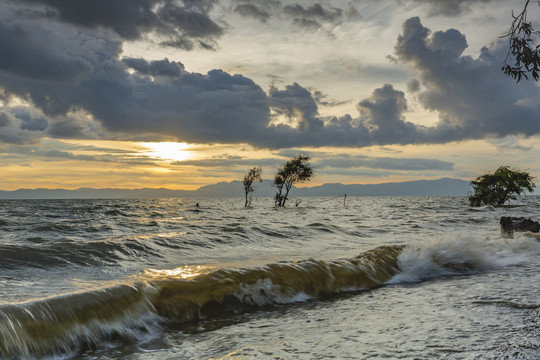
{"left": 282, "top": 183, "right": 293, "bottom": 207}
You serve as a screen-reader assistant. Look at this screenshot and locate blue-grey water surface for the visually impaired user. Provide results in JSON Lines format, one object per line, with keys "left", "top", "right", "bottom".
{"left": 0, "top": 196, "right": 539, "bottom": 359}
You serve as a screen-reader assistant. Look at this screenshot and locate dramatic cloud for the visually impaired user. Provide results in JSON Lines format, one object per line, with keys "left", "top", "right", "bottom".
{"left": 1, "top": 9, "right": 419, "bottom": 150}
{"left": 260, "top": 82, "right": 420, "bottom": 149}
{"left": 407, "top": 79, "right": 421, "bottom": 93}
{"left": 7, "top": 0, "right": 223, "bottom": 50}
{"left": 0, "top": 112, "right": 11, "bottom": 127}
{"left": 357, "top": 84, "right": 421, "bottom": 145}
{"left": 260, "top": 17, "right": 540, "bottom": 148}
{"left": 394, "top": 16, "right": 540, "bottom": 142}
{"left": 0, "top": 106, "right": 106, "bottom": 144}
{"left": 0, "top": 8, "right": 270, "bottom": 144}
{"left": 122, "top": 58, "right": 186, "bottom": 78}
{"left": 269, "top": 83, "right": 323, "bottom": 131}
{"left": 0, "top": 16, "right": 99, "bottom": 84}
{"left": 0, "top": 110, "right": 44, "bottom": 145}
{"left": 46, "top": 117, "right": 95, "bottom": 139}
{"left": 1, "top": 2, "right": 538, "bottom": 151}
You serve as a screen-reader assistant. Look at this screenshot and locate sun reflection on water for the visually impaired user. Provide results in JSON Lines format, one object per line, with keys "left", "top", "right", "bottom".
{"left": 143, "top": 265, "right": 215, "bottom": 281}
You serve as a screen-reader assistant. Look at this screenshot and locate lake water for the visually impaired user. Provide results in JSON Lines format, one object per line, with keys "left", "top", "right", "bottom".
{"left": 1, "top": 196, "right": 540, "bottom": 359}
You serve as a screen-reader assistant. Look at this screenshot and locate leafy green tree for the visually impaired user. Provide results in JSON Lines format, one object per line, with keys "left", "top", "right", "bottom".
{"left": 469, "top": 166, "right": 536, "bottom": 206}
{"left": 273, "top": 155, "right": 314, "bottom": 207}
{"left": 502, "top": 0, "right": 540, "bottom": 81}
{"left": 242, "top": 166, "right": 263, "bottom": 207}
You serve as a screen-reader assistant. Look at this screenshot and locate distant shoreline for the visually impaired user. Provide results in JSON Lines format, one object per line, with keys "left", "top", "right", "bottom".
{"left": 0, "top": 178, "right": 475, "bottom": 199}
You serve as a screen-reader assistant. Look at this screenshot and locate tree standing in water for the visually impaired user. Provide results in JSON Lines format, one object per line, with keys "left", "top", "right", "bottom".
{"left": 242, "top": 166, "right": 263, "bottom": 207}
{"left": 469, "top": 166, "right": 536, "bottom": 206}
{"left": 273, "top": 155, "right": 314, "bottom": 207}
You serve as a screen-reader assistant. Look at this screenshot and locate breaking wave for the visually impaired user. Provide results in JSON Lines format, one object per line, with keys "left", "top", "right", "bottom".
{"left": 1, "top": 235, "right": 538, "bottom": 358}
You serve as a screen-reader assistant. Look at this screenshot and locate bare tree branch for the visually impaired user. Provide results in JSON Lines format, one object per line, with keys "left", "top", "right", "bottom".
{"left": 502, "top": 0, "right": 540, "bottom": 81}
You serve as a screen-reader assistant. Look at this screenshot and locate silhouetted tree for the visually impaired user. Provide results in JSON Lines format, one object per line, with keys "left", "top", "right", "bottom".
{"left": 273, "top": 172, "right": 285, "bottom": 207}
{"left": 469, "top": 166, "right": 536, "bottom": 206}
{"left": 273, "top": 155, "right": 313, "bottom": 207}
{"left": 242, "top": 166, "right": 263, "bottom": 207}
{"left": 502, "top": 0, "right": 540, "bottom": 81}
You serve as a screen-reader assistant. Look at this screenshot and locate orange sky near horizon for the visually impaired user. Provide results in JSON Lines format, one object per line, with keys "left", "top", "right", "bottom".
{"left": 1, "top": 137, "right": 538, "bottom": 191}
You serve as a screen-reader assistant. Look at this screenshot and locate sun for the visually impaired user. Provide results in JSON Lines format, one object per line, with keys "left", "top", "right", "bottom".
{"left": 140, "top": 142, "right": 193, "bottom": 162}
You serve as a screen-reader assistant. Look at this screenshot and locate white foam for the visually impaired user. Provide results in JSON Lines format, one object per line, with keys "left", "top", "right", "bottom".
{"left": 233, "top": 278, "right": 312, "bottom": 306}
{"left": 387, "top": 233, "right": 540, "bottom": 284}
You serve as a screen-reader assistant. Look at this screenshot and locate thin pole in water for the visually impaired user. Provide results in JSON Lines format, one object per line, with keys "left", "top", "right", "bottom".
{"left": 343, "top": 194, "right": 346, "bottom": 206}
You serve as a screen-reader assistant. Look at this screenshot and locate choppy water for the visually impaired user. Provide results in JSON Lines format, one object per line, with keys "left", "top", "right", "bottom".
{"left": 0, "top": 196, "right": 540, "bottom": 359}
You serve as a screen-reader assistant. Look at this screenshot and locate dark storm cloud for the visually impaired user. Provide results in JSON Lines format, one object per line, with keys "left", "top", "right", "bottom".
{"left": 122, "top": 58, "right": 185, "bottom": 77}
{"left": 8, "top": 108, "right": 48, "bottom": 132}
{"left": 20, "top": 118, "right": 48, "bottom": 131}
{"left": 0, "top": 14, "right": 123, "bottom": 116}
{"left": 1, "top": 1, "right": 538, "bottom": 150}
{"left": 9, "top": 0, "right": 223, "bottom": 50}
{"left": 269, "top": 83, "right": 324, "bottom": 131}
{"left": 0, "top": 111, "right": 43, "bottom": 145}
{"left": 0, "top": 112, "right": 11, "bottom": 127}
{"left": 47, "top": 118, "right": 88, "bottom": 138}
{"left": 394, "top": 17, "right": 540, "bottom": 142}
{"left": 0, "top": 8, "right": 270, "bottom": 145}
{"left": 0, "top": 16, "right": 98, "bottom": 83}
{"left": 357, "top": 84, "right": 422, "bottom": 145}
{"left": 261, "top": 82, "right": 420, "bottom": 149}
{"left": 86, "top": 64, "right": 270, "bottom": 144}
{"left": 0, "top": 107, "right": 104, "bottom": 144}
{"left": 407, "top": 79, "right": 421, "bottom": 93}
{"left": 263, "top": 14, "right": 540, "bottom": 150}
{"left": 257, "top": 82, "right": 420, "bottom": 149}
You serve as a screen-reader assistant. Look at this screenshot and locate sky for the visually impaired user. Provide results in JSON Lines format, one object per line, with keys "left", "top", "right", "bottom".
{"left": 1, "top": 0, "right": 539, "bottom": 190}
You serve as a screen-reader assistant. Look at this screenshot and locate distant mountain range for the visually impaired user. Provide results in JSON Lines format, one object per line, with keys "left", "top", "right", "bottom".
{"left": 0, "top": 178, "right": 472, "bottom": 199}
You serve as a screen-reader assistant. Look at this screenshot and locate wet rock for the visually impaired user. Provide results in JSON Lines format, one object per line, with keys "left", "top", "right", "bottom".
{"left": 500, "top": 216, "right": 540, "bottom": 238}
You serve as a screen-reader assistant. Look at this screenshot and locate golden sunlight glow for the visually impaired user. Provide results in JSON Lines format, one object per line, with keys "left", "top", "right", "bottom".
{"left": 141, "top": 142, "right": 194, "bottom": 162}
{"left": 142, "top": 265, "right": 216, "bottom": 280}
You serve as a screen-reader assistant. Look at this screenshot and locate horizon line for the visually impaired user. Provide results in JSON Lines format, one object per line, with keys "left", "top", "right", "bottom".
{"left": 0, "top": 177, "right": 468, "bottom": 192}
